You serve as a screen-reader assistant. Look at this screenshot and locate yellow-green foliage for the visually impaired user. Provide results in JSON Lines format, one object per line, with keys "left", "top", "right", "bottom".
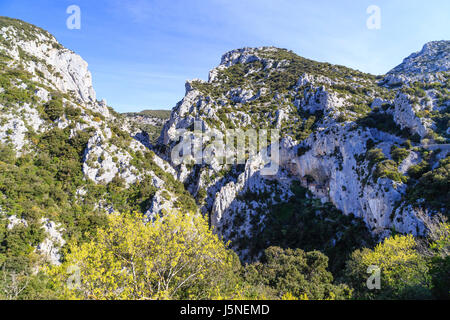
{"left": 345, "top": 234, "right": 432, "bottom": 299}
{"left": 430, "top": 222, "right": 450, "bottom": 256}
{"left": 47, "top": 210, "right": 239, "bottom": 300}
{"left": 362, "top": 235, "right": 428, "bottom": 288}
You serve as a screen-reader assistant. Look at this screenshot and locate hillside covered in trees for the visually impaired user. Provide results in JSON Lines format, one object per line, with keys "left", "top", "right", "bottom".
{"left": 0, "top": 17, "right": 448, "bottom": 300}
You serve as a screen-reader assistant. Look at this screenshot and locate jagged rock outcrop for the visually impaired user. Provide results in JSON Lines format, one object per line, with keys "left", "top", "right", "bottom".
{"left": 36, "top": 219, "right": 66, "bottom": 265}
{"left": 157, "top": 43, "right": 449, "bottom": 258}
{"left": 0, "top": 20, "right": 96, "bottom": 103}
{"left": 282, "top": 124, "right": 419, "bottom": 235}
{"left": 385, "top": 40, "right": 450, "bottom": 85}
{"left": 393, "top": 92, "right": 431, "bottom": 138}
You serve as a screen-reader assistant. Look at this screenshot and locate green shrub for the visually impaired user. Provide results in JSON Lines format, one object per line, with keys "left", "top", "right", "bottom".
{"left": 43, "top": 96, "right": 64, "bottom": 121}
{"left": 357, "top": 110, "right": 411, "bottom": 138}
{"left": 243, "top": 246, "right": 353, "bottom": 300}
{"left": 65, "top": 106, "right": 81, "bottom": 120}
{"left": 367, "top": 148, "right": 386, "bottom": 166}
{"left": 405, "top": 157, "right": 449, "bottom": 213}
{"left": 373, "top": 160, "right": 407, "bottom": 183}
{"left": 391, "top": 146, "right": 409, "bottom": 164}
{"left": 407, "top": 161, "right": 431, "bottom": 179}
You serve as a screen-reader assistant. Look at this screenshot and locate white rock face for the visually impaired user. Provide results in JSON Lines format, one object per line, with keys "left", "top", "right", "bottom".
{"left": 388, "top": 41, "right": 450, "bottom": 77}
{"left": 296, "top": 85, "right": 345, "bottom": 118}
{"left": 210, "top": 151, "right": 293, "bottom": 257}
{"left": 0, "top": 21, "right": 110, "bottom": 153}
{"left": 281, "top": 123, "right": 412, "bottom": 234}
{"left": 0, "top": 25, "right": 96, "bottom": 103}
{"left": 7, "top": 215, "right": 28, "bottom": 230}
{"left": 158, "top": 43, "right": 448, "bottom": 253}
{"left": 393, "top": 93, "right": 429, "bottom": 138}
{"left": 37, "top": 219, "right": 66, "bottom": 265}
{"left": 398, "top": 151, "right": 421, "bottom": 174}
{"left": 126, "top": 113, "right": 168, "bottom": 128}
{"left": 0, "top": 104, "right": 45, "bottom": 151}
{"left": 83, "top": 131, "right": 136, "bottom": 185}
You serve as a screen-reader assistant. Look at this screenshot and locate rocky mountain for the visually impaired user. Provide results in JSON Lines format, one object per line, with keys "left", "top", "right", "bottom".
{"left": 157, "top": 45, "right": 449, "bottom": 260}
{"left": 385, "top": 40, "right": 450, "bottom": 85}
{"left": 0, "top": 17, "right": 196, "bottom": 264}
{"left": 0, "top": 17, "right": 448, "bottom": 267}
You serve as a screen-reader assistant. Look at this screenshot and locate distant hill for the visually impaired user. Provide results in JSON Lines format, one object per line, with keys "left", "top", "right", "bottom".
{"left": 123, "top": 109, "right": 171, "bottom": 143}
{"left": 123, "top": 109, "right": 172, "bottom": 119}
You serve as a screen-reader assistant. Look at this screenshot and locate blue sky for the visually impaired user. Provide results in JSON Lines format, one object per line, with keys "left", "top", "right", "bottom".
{"left": 1, "top": 0, "right": 449, "bottom": 112}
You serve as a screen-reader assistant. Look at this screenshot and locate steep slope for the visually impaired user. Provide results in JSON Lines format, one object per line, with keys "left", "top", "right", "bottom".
{"left": 0, "top": 17, "right": 196, "bottom": 267}
{"left": 385, "top": 40, "right": 450, "bottom": 84}
{"left": 157, "top": 45, "right": 449, "bottom": 260}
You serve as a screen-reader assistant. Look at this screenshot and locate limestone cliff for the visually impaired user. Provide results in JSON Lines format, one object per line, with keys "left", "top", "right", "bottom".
{"left": 157, "top": 44, "right": 449, "bottom": 259}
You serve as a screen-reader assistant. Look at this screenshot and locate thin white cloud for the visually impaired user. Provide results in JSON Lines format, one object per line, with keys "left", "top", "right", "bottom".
{"left": 112, "top": 0, "right": 156, "bottom": 23}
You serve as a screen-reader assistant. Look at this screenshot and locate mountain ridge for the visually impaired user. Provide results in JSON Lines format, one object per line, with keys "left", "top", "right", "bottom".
{"left": 157, "top": 42, "right": 448, "bottom": 260}
{"left": 0, "top": 16, "right": 448, "bottom": 267}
